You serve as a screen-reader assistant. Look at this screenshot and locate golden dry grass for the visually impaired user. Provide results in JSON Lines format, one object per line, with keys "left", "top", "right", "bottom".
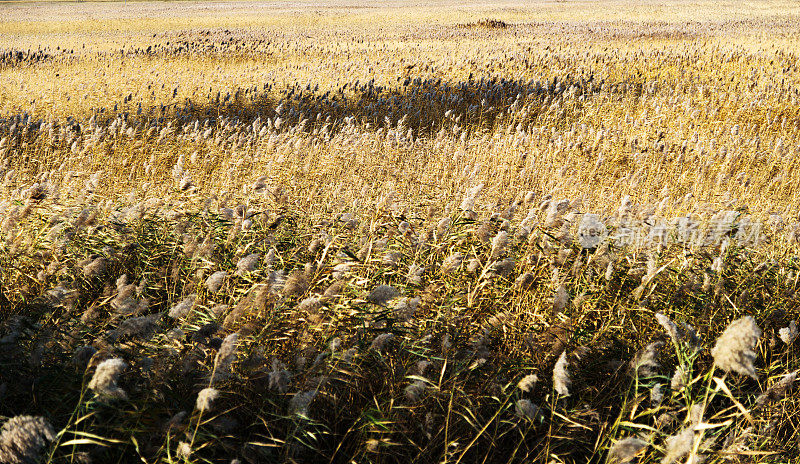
{"left": 4, "top": 1, "right": 800, "bottom": 217}
{"left": 0, "top": 1, "right": 799, "bottom": 463}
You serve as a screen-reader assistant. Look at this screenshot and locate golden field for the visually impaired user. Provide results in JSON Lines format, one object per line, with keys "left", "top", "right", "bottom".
{"left": 0, "top": 1, "right": 798, "bottom": 463}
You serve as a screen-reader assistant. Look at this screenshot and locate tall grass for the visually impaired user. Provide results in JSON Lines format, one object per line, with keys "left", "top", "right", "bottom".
{"left": 0, "top": 1, "right": 799, "bottom": 463}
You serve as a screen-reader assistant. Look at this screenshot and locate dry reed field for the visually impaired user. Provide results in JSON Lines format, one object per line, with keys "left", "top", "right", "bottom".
{"left": 0, "top": 0, "right": 799, "bottom": 462}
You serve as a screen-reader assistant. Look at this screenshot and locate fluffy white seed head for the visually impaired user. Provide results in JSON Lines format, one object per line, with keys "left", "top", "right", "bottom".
{"left": 514, "top": 399, "right": 539, "bottom": 420}
{"left": 517, "top": 374, "right": 539, "bottom": 393}
{"left": 332, "top": 262, "right": 352, "bottom": 280}
{"left": 607, "top": 437, "right": 648, "bottom": 464}
{"left": 490, "top": 230, "right": 508, "bottom": 259}
{"left": 577, "top": 213, "right": 607, "bottom": 249}
{"left": 779, "top": 320, "right": 798, "bottom": 345}
{"left": 656, "top": 313, "right": 681, "bottom": 345}
{"left": 205, "top": 271, "right": 226, "bottom": 293}
{"left": 407, "top": 264, "right": 425, "bottom": 285}
{"left": 650, "top": 383, "right": 664, "bottom": 406}
{"left": 367, "top": 285, "right": 399, "bottom": 306}
{"left": 0, "top": 415, "right": 56, "bottom": 464}
{"left": 460, "top": 183, "right": 483, "bottom": 213}
{"left": 688, "top": 403, "right": 704, "bottom": 427}
{"left": 553, "top": 285, "right": 569, "bottom": 314}
{"left": 392, "top": 297, "right": 420, "bottom": 322}
{"left": 631, "top": 341, "right": 663, "bottom": 377}
{"left": 282, "top": 269, "right": 309, "bottom": 296}
{"left": 108, "top": 314, "right": 160, "bottom": 342}
{"left": 662, "top": 427, "right": 695, "bottom": 464}
{"left": 212, "top": 333, "right": 239, "bottom": 384}
{"left": 436, "top": 217, "right": 451, "bottom": 238}
{"left": 195, "top": 388, "right": 220, "bottom": 412}
{"left": 297, "top": 296, "right": 322, "bottom": 313}
{"left": 710, "top": 316, "right": 761, "bottom": 379}
{"left": 671, "top": 365, "right": 687, "bottom": 391}
{"left": 755, "top": 371, "right": 798, "bottom": 408}
{"left": 441, "top": 253, "right": 464, "bottom": 274}
{"left": 655, "top": 313, "right": 702, "bottom": 351}
{"left": 168, "top": 294, "right": 197, "bottom": 319}
{"left": 88, "top": 358, "right": 128, "bottom": 400}
{"left": 553, "top": 351, "right": 571, "bottom": 397}
{"left": 176, "top": 441, "right": 192, "bottom": 459}
{"left": 82, "top": 257, "right": 107, "bottom": 278}
{"left": 236, "top": 253, "right": 260, "bottom": 276}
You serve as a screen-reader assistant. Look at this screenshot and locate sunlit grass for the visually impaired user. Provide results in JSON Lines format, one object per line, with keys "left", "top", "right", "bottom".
{"left": 0, "top": 1, "right": 799, "bottom": 463}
